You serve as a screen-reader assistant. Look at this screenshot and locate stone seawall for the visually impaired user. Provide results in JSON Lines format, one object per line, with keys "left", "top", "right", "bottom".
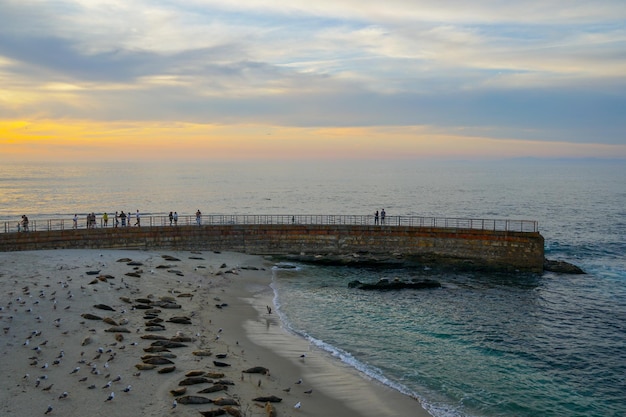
{"left": 0, "top": 225, "right": 544, "bottom": 272}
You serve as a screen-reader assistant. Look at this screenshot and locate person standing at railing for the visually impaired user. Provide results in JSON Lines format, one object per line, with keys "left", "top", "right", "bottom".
{"left": 103, "top": 212, "right": 109, "bottom": 227}
{"left": 196, "top": 209, "right": 202, "bottom": 226}
{"left": 135, "top": 210, "right": 141, "bottom": 227}
{"left": 375, "top": 210, "right": 379, "bottom": 225}
{"left": 114, "top": 211, "right": 119, "bottom": 228}
{"left": 120, "top": 211, "right": 127, "bottom": 227}
{"left": 22, "top": 215, "right": 29, "bottom": 232}
{"left": 73, "top": 214, "right": 78, "bottom": 230}
{"left": 169, "top": 211, "right": 173, "bottom": 226}
{"left": 381, "top": 208, "right": 386, "bottom": 225}
{"left": 173, "top": 211, "right": 178, "bottom": 226}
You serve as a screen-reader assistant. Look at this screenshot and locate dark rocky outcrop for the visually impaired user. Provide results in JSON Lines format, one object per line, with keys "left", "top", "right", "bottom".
{"left": 348, "top": 278, "right": 441, "bottom": 290}
{"left": 543, "top": 258, "right": 585, "bottom": 274}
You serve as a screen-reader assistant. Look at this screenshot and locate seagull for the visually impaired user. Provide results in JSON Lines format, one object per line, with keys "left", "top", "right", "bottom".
{"left": 304, "top": 389, "right": 313, "bottom": 394}
{"left": 172, "top": 399, "right": 177, "bottom": 409}
{"left": 44, "top": 405, "right": 53, "bottom": 415}
{"left": 112, "top": 375, "right": 121, "bottom": 382}
{"left": 282, "top": 387, "right": 291, "bottom": 393}
{"left": 70, "top": 367, "right": 80, "bottom": 374}
{"left": 41, "top": 362, "right": 49, "bottom": 369}
{"left": 105, "top": 392, "right": 115, "bottom": 402}
{"left": 295, "top": 378, "right": 302, "bottom": 385}
{"left": 122, "top": 385, "right": 132, "bottom": 393}
{"left": 59, "top": 391, "right": 68, "bottom": 399}
{"left": 79, "top": 377, "right": 88, "bottom": 382}
{"left": 294, "top": 401, "right": 302, "bottom": 409}
{"left": 103, "top": 381, "right": 112, "bottom": 389}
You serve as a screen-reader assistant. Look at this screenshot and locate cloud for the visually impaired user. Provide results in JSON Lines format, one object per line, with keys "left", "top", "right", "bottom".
{"left": 0, "top": 0, "right": 625, "bottom": 156}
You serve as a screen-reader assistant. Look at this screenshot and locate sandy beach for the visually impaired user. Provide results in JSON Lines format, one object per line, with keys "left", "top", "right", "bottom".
{"left": 0, "top": 249, "right": 430, "bottom": 417}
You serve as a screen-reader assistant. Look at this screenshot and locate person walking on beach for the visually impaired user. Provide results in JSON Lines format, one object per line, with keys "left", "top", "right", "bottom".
{"left": 196, "top": 209, "right": 202, "bottom": 226}
{"left": 381, "top": 208, "right": 386, "bottom": 225}
{"left": 375, "top": 210, "right": 379, "bottom": 225}
{"left": 103, "top": 212, "right": 109, "bottom": 227}
{"left": 135, "top": 210, "right": 141, "bottom": 227}
{"left": 173, "top": 211, "right": 178, "bottom": 226}
{"left": 73, "top": 214, "right": 78, "bottom": 229}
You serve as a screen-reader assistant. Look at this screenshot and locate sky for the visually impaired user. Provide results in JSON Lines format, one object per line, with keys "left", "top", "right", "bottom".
{"left": 1, "top": 0, "right": 625, "bottom": 161}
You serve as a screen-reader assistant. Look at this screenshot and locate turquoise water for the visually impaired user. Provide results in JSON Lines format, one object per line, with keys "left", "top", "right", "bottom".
{"left": 1, "top": 159, "right": 625, "bottom": 416}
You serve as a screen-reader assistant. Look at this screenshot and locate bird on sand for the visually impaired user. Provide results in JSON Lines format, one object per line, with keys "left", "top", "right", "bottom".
{"left": 105, "top": 392, "right": 115, "bottom": 402}
{"left": 294, "top": 401, "right": 302, "bottom": 409}
{"left": 44, "top": 405, "right": 53, "bottom": 415}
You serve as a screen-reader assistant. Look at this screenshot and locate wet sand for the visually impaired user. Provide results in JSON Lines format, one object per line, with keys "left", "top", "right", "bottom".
{"left": 0, "top": 249, "right": 431, "bottom": 417}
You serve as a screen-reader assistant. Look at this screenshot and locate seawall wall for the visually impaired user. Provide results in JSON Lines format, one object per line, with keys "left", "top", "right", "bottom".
{"left": 0, "top": 225, "right": 544, "bottom": 272}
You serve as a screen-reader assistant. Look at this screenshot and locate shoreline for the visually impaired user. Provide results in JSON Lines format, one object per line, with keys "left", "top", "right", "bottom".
{"left": 0, "top": 249, "right": 431, "bottom": 417}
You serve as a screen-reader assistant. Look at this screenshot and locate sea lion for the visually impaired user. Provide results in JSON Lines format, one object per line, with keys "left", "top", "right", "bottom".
{"left": 119, "top": 296, "right": 132, "bottom": 304}
{"left": 252, "top": 395, "right": 282, "bottom": 403}
{"left": 158, "top": 366, "right": 176, "bottom": 374}
{"left": 170, "top": 336, "right": 195, "bottom": 342}
{"left": 178, "top": 377, "right": 212, "bottom": 386}
{"left": 242, "top": 366, "right": 269, "bottom": 375}
{"left": 132, "top": 304, "right": 151, "bottom": 310}
{"left": 102, "top": 317, "right": 118, "bottom": 326}
{"left": 192, "top": 350, "right": 212, "bottom": 357}
{"left": 145, "top": 326, "right": 166, "bottom": 332}
{"left": 104, "top": 326, "right": 130, "bottom": 333}
{"left": 141, "top": 334, "right": 169, "bottom": 340}
{"left": 222, "top": 406, "right": 242, "bottom": 417}
{"left": 177, "top": 293, "right": 194, "bottom": 298}
{"left": 199, "top": 409, "right": 226, "bottom": 417}
{"left": 204, "top": 372, "right": 225, "bottom": 379}
{"left": 81, "top": 336, "right": 92, "bottom": 346}
{"left": 167, "top": 317, "right": 192, "bottom": 324}
{"left": 86, "top": 270, "right": 101, "bottom": 275}
{"left": 197, "top": 384, "right": 228, "bottom": 394}
{"left": 142, "top": 353, "right": 177, "bottom": 360}
{"left": 115, "top": 333, "right": 124, "bottom": 342}
{"left": 135, "top": 363, "right": 156, "bottom": 370}
{"left": 176, "top": 395, "right": 213, "bottom": 405}
{"left": 169, "top": 386, "right": 187, "bottom": 396}
{"left": 125, "top": 272, "right": 141, "bottom": 278}
{"left": 151, "top": 341, "right": 187, "bottom": 348}
{"left": 215, "top": 379, "right": 235, "bottom": 386}
{"left": 212, "top": 398, "right": 240, "bottom": 406}
{"left": 143, "top": 346, "right": 171, "bottom": 353}
{"left": 142, "top": 356, "right": 174, "bottom": 365}
{"left": 93, "top": 304, "right": 115, "bottom": 311}
{"left": 185, "top": 370, "right": 205, "bottom": 377}
{"left": 81, "top": 313, "right": 102, "bottom": 321}
{"left": 135, "top": 298, "right": 152, "bottom": 304}
{"left": 213, "top": 361, "right": 231, "bottom": 367}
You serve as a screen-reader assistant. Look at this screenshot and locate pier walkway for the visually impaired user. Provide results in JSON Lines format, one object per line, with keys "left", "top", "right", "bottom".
{"left": 0, "top": 214, "right": 543, "bottom": 272}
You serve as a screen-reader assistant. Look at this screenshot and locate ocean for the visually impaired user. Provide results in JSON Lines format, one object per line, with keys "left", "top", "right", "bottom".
{"left": 1, "top": 159, "right": 625, "bottom": 417}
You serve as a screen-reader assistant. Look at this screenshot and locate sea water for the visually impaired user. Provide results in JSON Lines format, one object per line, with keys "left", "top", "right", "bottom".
{"left": 1, "top": 159, "right": 625, "bottom": 417}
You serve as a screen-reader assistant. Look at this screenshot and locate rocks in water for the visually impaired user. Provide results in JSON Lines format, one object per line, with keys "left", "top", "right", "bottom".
{"left": 348, "top": 278, "right": 441, "bottom": 290}
{"left": 543, "top": 258, "right": 585, "bottom": 274}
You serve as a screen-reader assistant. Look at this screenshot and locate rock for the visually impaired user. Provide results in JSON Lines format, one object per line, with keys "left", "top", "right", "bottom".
{"left": 543, "top": 258, "right": 585, "bottom": 274}
{"left": 348, "top": 278, "right": 441, "bottom": 290}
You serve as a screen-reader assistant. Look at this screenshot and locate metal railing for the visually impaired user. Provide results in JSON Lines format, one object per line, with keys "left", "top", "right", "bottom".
{"left": 2, "top": 214, "right": 538, "bottom": 234}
